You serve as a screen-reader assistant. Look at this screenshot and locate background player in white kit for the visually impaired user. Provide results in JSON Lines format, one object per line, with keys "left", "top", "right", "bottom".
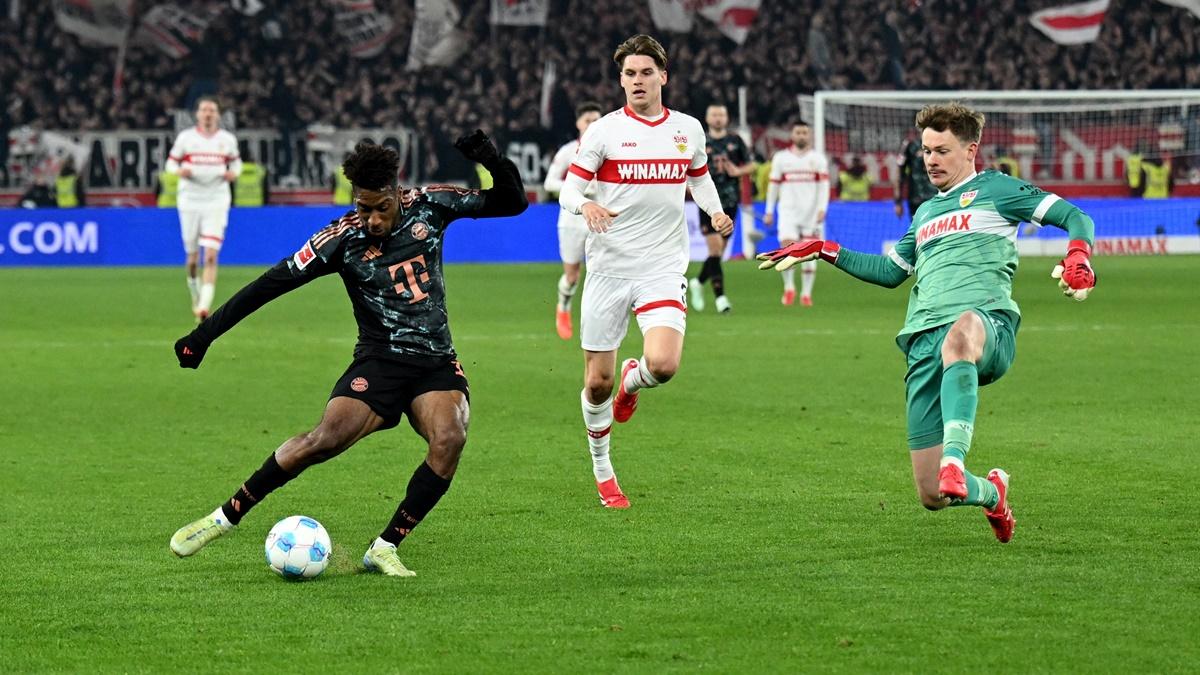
{"left": 166, "top": 96, "right": 242, "bottom": 320}
{"left": 558, "top": 35, "right": 732, "bottom": 508}
{"left": 543, "top": 101, "right": 604, "bottom": 340}
{"left": 763, "top": 122, "right": 829, "bottom": 306}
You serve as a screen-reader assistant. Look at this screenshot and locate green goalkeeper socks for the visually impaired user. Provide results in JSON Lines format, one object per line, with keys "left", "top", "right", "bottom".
{"left": 940, "top": 360, "right": 978, "bottom": 465}
{"left": 940, "top": 359, "right": 998, "bottom": 509}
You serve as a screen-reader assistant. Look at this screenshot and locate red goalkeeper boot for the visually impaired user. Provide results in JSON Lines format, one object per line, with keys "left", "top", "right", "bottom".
{"left": 938, "top": 462, "right": 968, "bottom": 500}
{"left": 597, "top": 476, "right": 630, "bottom": 509}
{"left": 984, "top": 469, "right": 1015, "bottom": 543}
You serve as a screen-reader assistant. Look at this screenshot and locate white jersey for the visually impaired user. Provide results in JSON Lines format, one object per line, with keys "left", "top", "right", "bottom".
{"left": 767, "top": 147, "right": 830, "bottom": 222}
{"left": 567, "top": 106, "right": 708, "bottom": 279}
{"left": 166, "top": 127, "right": 242, "bottom": 210}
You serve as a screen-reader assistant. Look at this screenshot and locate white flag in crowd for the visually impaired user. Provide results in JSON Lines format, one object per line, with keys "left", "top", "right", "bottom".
{"left": 329, "top": 0, "right": 395, "bottom": 59}
{"left": 647, "top": 0, "right": 761, "bottom": 45}
{"left": 489, "top": 0, "right": 548, "bottom": 26}
{"left": 407, "top": 0, "right": 468, "bottom": 71}
{"left": 52, "top": 0, "right": 134, "bottom": 47}
{"left": 1156, "top": 0, "right": 1200, "bottom": 18}
{"left": 1029, "top": 0, "right": 1110, "bottom": 45}
{"left": 647, "top": 0, "right": 693, "bottom": 32}
{"left": 136, "top": 4, "right": 213, "bottom": 58}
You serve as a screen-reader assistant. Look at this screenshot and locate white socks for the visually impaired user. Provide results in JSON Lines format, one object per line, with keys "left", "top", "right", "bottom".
{"left": 800, "top": 260, "right": 816, "bottom": 297}
{"left": 187, "top": 276, "right": 200, "bottom": 307}
{"left": 370, "top": 536, "right": 395, "bottom": 550}
{"left": 557, "top": 274, "right": 577, "bottom": 312}
{"left": 622, "top": 357, "right": 660, "bottom": 395}
{"left": 781, "top": 268, "right": 796, "bottom": 291}
{"left": 581, "top": 390, "right": 614, "bottom": 482}
{"left": 210, "top": 506, "right": 234, "bottom": 530}
{"left": 198, "top": 282, "right": 215, "bottom": 312}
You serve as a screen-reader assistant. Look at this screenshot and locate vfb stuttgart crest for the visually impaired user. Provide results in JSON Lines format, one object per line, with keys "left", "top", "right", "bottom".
{"left": 410, "top": 222, "right": 429, "bottom": 240}
{"left": 959, "top": 190, "right": 978, "bottom": 208}
{"left": 674, "top": 134, "right": 688, "bottom": 153}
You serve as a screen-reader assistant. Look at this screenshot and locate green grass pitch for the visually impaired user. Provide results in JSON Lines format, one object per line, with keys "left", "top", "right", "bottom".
{"left": 1, "top": 255, "right": 1197, "bottom": 672}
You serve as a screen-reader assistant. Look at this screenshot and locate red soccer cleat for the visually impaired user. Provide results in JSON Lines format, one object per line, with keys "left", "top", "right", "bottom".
{"left": 597, "top": 476, "right": 630, "bottom": 509}
{"left": 984, "top": 468, "right": 1015, "bottom": 543}
{"left": 556, "top": 309, "right": 572, "bottom": 340}
{"left": 781, "top": 289, "right": 796, "bottom": 306}
{"left": 938, "top": 462, "right": 968, "bottom": 500}
{"left": 800, "top": 295, "right": 813, "bottom": 307}
{"left": 613, "top": 358, "right": 640, "bottom": 423}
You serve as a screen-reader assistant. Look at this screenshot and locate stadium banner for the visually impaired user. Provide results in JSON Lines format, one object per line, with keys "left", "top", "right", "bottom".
{"left": 330, "top": 0, "right": 395, "bottom": 59}
{"left": 1, "top": 128, "right": 419, "bottom": 192}
{"left": 52, "top": 0, "right": 134, "bottom": 47}
{"left": 489, "top": 0, "right": 548, "bottom": 26}
{"left": 406, "top": 0, "right": 467, "bottom": 70}
{"left": 1029, "top": 0, "right": 1110, "bottom": 45}
{"left": 1, "top": 199, "right": 1196, "bottom": 267}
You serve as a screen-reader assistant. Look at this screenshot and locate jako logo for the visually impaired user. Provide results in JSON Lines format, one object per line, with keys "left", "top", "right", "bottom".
{"left": 4, "top": 221, "right": 99, "bottom": 255}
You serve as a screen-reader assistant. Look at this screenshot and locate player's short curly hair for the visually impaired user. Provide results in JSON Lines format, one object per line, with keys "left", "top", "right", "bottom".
{"left": 916, "top": 103, "right": 986, "bottom": 145}
{"left": 614, "top": 34, "right": 667, "bottom": 71}
{"left": 342, "top": 141, "right": 399, "bottom": 191}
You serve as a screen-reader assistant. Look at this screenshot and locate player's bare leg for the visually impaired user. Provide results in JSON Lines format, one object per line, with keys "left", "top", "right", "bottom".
{"left": 170, "top": 397, "right": 382, "bottom": 557}
{"left": 557, "top": 262, "right": 581, "bottom": 340}
{"left": 365, "top": 390, "right": 468, "bottom": 576}
{"left": 615, "top": 326, "right": 682, "bottom": 424}
{"left": 185, "top": 251, "right": 201, "bottom": 315}
{"left": 779, "top": 237, "right": 798, "bottom": 305}
{"left": 583, "top": 349, "right": 628, "bottom": 507}
{"left": 195, "top": 246, "right": 220, "bottom": 320}
{"left": 911, "top": 444, "right": 950, "bottom": 511}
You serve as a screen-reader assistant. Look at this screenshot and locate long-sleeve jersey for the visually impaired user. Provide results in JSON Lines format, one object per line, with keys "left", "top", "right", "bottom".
{"left": 558, "top": 106, "right": 723, "bottom": 279}
{"left": 830, "top": 170, "right": 1095, "bottom": 352}
{"left": 191, "top": 157, "right": 528, "bottom": 360}
{"left": 544, "top": 139, "right": 590, "bottom": 230}
{"left": 766, "top": 147, "right": 830, "bottom": 220}
{"left": 166, "top": 127, "right": 242, "bottom": 210}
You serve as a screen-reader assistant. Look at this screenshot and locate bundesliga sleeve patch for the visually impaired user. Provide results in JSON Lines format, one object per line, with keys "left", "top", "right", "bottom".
{"left": 293, "top": 241, "right": 316, "bottom": 270}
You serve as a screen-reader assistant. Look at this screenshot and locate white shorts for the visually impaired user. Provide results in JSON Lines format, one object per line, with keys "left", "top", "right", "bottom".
{"left": 179, "top": 207, "right": 229, "bottom": 253}
{"left": 580, "top": 273, "right": 688, "bottom": 352}
{"left": 777, "top": 210, "right": 823, "bottom": 243}
{"left": 558, "top": 212, "right": 588, "bottom": 265}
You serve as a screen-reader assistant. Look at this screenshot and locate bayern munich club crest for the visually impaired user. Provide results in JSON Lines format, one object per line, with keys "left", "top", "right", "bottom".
{"left": 350, "top": 377, "right": 369, "bottom": 392}
{"left": 410, "top": 222, "right": 429, "bottom": 240}
{"left": 959, "top": 190, "right": 978, "bottom": 208}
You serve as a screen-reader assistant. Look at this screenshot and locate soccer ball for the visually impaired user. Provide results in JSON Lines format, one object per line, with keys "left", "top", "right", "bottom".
{"left": 265, "top": 515, "right": 331, "bottom": 580}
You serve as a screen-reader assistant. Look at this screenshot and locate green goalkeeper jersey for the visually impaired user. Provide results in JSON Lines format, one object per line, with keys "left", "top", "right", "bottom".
{"left": 889, "top": 169, "right": 1077, "bottom": 351}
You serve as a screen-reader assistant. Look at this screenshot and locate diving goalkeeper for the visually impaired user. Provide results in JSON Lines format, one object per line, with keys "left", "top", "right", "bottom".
{"left": 758, "top": 102, "right": 1097, "bottom": 543}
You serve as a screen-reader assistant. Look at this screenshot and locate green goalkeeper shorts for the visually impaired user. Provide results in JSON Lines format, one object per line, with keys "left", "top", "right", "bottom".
{"left": 904, "top": 309, "right": 1018, "bottom": 450}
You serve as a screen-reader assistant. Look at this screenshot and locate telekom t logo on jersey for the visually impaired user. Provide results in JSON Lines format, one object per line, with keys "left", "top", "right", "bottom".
{"left": 389, "top": 254, "right": 432, "bottom": 303}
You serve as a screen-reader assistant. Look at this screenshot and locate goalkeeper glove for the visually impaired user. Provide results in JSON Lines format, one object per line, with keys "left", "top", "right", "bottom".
{"left": 756, "top": 239, "right": 841, "bottom": 272}
{"left": 454, "top": 129, "right": 500, "bottom": 165}
{"left": 1050, "top": 239, "right": 1096, "bottom": 301}
{"left": 175, "top": 333, "right": 209, "bottom": 369}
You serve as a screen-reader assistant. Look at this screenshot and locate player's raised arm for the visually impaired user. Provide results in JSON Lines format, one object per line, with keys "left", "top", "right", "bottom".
{"left": 451, "top": 129, "right": 529, "bottom": 219}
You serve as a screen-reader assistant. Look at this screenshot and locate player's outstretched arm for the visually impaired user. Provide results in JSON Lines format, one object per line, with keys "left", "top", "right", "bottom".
{"left": 175, "top": 263, "right": 316, "bottom": 369}
{"left": 1040, "top": 198, "right": 1097, "bottom": 301}
{"left": 757, "top": 239, "right": 911, "bottom": 289}
{"left": 455, "top": 129, "right": 528, "bottom": 219}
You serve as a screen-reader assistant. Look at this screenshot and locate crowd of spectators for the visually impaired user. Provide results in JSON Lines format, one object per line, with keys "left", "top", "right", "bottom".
{"left": 2, "top": 0, "right": 1198, "bottom": 180}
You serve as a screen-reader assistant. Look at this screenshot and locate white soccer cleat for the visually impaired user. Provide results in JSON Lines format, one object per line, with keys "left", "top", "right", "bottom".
{"left": 362, "top": 540, "right": 417, "bottom": 577}
{"left": 715, "top": 295, "right": 731, "bottom": 314}
{"left": 688, "top": 278, "right": 705, "bottom": 311}
{"left": 170, "top": 509, "right": 234, "bottom": 557}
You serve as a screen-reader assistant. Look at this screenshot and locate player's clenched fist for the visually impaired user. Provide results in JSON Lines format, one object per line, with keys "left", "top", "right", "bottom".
{"left": 756, "top": 239, "right": 840, "bottom": 272}
{"left": 709, "top": 212, "right": 733, "bottom": 236}
{"left": 1050, "top": 239, "right": 1096, "bottom": 301}
{"left": 175, "top": 334, "right": 209, "bottom": 369}
{"left": 581, "top": 201, "right": 619, "bottom": 233}
{"left": 454, "top": 129, "right": 500, "bottom": 164}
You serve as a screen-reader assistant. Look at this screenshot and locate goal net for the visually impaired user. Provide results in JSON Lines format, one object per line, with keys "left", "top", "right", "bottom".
{"left": 803, "top": 90, "right": 1200, "bottom": 255}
